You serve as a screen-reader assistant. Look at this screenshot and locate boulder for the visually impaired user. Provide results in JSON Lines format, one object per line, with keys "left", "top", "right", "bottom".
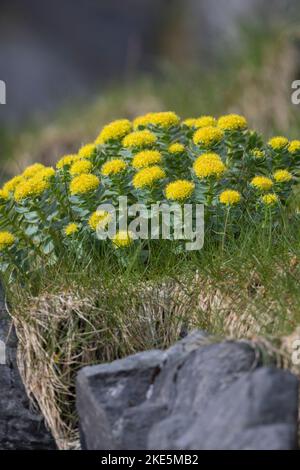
{"left": 77, "top": 332, "right": 299, "bottom": 450}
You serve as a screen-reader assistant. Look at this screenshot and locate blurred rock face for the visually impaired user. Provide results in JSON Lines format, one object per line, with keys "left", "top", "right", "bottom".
{"left": 178, "top": 0, "right": 298, "bottom": 63}
{"left": 0, "top": 0, "right": 298, "bottom": 124}
{"left": 0, "top": 0, "right": 168, "bottom": 123}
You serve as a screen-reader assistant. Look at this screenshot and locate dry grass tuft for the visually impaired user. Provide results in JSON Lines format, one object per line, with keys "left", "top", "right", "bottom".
{"left": 10, "top": 272, "right": 300, "bottom": 448}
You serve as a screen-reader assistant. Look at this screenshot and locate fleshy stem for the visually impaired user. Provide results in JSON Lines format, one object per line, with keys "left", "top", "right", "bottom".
{"left": 222, "top": 207, "right": 230, "bottom": 252}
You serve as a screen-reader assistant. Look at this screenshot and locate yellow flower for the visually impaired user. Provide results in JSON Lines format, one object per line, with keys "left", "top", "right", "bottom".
{"left": 183, "top": 115, "right": 217, "bottom": 129}
{"left": 168, "top": 143, "right": 185, "bottom": 154}
{"left": 252, "top": 148, "right": 264, "bottom": 159}
{"left": 64, "top": 223, "right": 79, "bottom": 236}
{"left": 218, "top": 114, "right": 247, "bottom": 131}
{"left": 14, "top": 177, "right": 51, "bottom": 202}
{"left": 251, "top": 176, "right": 273, "bottom": 191}
{"left": 101, "top": 159, "right": 127, "bottom": 176}
{"left": 0, "top": 188, "right": 9, "bottom": 201}
{"left": 219, "top": 190, "right": 241, "bottom": 206}
{"left": 288, "top": 140, "right": 300, "bottom": 154}
{"left": 0, "top": 231, "right": 15, "bottom": 251}
{"left": 35, "top": 167, "right": 55, "bottom": 180}
{"left": 56, "top": 154, "right": 80, "bottom": 169}
{"left": 268, "top": 136, "right": 289, "bottom": 151}
{"left": 95, "top": 119, "right": 132, "bottom": 145}
{"left": 165, "top": 180, "right": 195, "bottom": 201}
{"left": 2, "top": 175, "right": 24, "bottom": 193}
{"left": 70, "top": 160, "right": 93, "bottom": 176}
{"left": 133, "top": 166, "right": 166, "bottom": 189}
{"left": 261, "top": 193, "right": 278, "bottom": 206}
{"left": 193, "top": 126, "right": 224, "bottom": 148}
{"left": 194, "top": 116, "right": 217, "bottom": 128}
{"left": 273, "top": 169, "right": 292, "bottom": 183}
{"left": 123, "top": 130, "right": 157, "bottom": 148}
{"left": 22, "top": 163, "right": 45, "bottom": 179}
{"left": 193, "top": 153, "right": 226, "bottom": 179}
{"left": 14, "top": 181, "right": 34, "bottom": 202}
{"left": 70, "top": 174, "right": 100, "bottom": 195}
{"left": 78, "top": 143, "right": 96, "bottom": 159}
{"left": 182, "top": 118, "right": 197, "bottom": 127}
{"left": 88, "top": 210, "right": 112, "bottom": 231}
{"left": 133, "top": 111, "right": 180, "bottom": 129}
{"left": 112, "top": 230, "right": 134, "bottom": 248}
{"left": 132, "top": 150, "right": 162, "bottom": 169}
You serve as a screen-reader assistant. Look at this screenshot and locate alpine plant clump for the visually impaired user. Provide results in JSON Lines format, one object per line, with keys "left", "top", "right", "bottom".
{"left": 0, "top": 111, "right": 299, "bottom": 277}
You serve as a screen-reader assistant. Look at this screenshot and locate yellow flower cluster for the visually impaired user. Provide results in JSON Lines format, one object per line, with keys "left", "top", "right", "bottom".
{"left": 112, "top": 230, "right": 134, "bottom": 248}
{"left": 78, "top": 143, "right": 96, "bottom": 159}
{"left": 132, "top": 150, "right": 162, "bottom": 169}
{"left": 133, "top": 166, "right": 166, "bottom": 189}
{"left": 219, "top": 190, "right": 241, "bottom": 206}
{"left": 70, "top": 174, "right": 100, "bottom": 195}
{"left": 123, "top": 130, "right": 157, "bottom": 148}
{"left": 14, "top": 176, "right": 51, "bottom": 202}
{"left": 133, "top": 111, "right": 180, "bottom": 129}
{"left": 251, "top": 176, "right": 273, "bottom": 191}
{"left": 194, "top": 116, "right": 217, "bottom": 129}
{"left": 288, "top": 140, "right": 300, "bottom": 154}
{"left": 165, "top": 180, "right": 195, "bottom": 201}
{"left": 193, "top": 153, "right": 226, "bottom": 179}
{"left": 183, "top": 116, "right": 217, "bottom": 128}
{"left": 22, "top": 163, "right": 45, "bottom": 179}
{"left": 95, "top": 119, "right": 132, "bottom": 145}
{"left": 2, "top": 175, "right": 24, "bottom": 194}
{"left": 193, "top": 126, "right": 224, "bottom": 148}
{"left": 70, "top": 160, "right": 93, "bottom": 176}
{"left": 273, "top": 170, "right": 292, "bottom": 183}
{"left": 0, "top": 165, "right": 55, "bottom": 203}
{"left": 37, "top": 167, "right": 55, "bottom": 180}
{"left": 101, "top": 159, "right": 127, "bottom": 176}
{"left": 64, "top": 223, "right": 79, "bottom": 236}
{"left": 268, "top": 136, "right": 289, "bottom": 151}
{"left": 0, "top": 189, "right": 9, "bottom": 201}
{"left": 252, "top": 148, "right": 264, "bottom": 159}
{"left": 12, "top": 165, "right": 55, "bottom": 202}
{"left": 218, "top": 114, "right": 247, "bottom": 131}
{"left": 0, "top": 231, "right": 15, "bottom": 251}
{"left": 168, "top": 143, "right": 185, "bottom": 154}
{"left": 183, "top": 118, "right": 197, "bottom": 127}
{"left": 88, "top": 210, "right": 111, "bottom": 231}
{"left": 57, "top": 154, "right": 80, "bottom": 169}
{"left": 261, "top": 193, "right": 278, "bottom": 206}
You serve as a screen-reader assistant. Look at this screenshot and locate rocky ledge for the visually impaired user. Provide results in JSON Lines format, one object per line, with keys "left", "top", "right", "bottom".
{"left": 77, "top": 331, "right": 299, "bottom": 450}
{"left": 0, "top": 286, "right": 56, "bottom": 450}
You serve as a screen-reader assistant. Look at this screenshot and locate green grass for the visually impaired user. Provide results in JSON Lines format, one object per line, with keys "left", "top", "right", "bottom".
{"left": 2, "top": 200, "right": 299, "bottom": 447}
{"left": 7, "top": 212, "right": 300, "bottom": 338}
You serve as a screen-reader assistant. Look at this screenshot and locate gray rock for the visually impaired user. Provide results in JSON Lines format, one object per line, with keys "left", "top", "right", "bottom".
{"left": 0, "top": 285, "right": 56, "bottom": 449}
{"left": 150, "top": 366, "right": 298, "bottom": 450}
{"left": 77, "top": 333, "right": 299, "bottom": 450}
{"left": 77, "top": 349, "right": 164, "bottom": 450}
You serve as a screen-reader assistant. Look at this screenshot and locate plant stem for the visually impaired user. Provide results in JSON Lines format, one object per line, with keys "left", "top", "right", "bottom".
{"left": 222, "top": 207, "right": 230, "bottom": 252}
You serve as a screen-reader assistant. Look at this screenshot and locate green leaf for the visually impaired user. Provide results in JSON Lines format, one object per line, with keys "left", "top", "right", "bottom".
{"left": 41, "top": 240, "right": 55, "bottom": 254}
{"left": 14, "top": 206, "right": 30, "bottom": 214}
{"left": 25, "top": 225, "right": 39, "bottom": 236}
{"left": 24, "top": 211, "right": 39, "bottom": 222}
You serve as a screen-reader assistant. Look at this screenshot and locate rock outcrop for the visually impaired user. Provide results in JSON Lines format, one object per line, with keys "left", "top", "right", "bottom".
{"left": 0, "top": 286, "right": 56, "bottom": 450}
{"left": 77, "top": 331, "right": 299, "bottom": 450}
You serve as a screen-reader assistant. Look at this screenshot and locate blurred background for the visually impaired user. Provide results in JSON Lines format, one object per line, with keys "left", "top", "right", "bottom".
{"left": 1, "top": 0, "right": 300, "bottom": 178}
